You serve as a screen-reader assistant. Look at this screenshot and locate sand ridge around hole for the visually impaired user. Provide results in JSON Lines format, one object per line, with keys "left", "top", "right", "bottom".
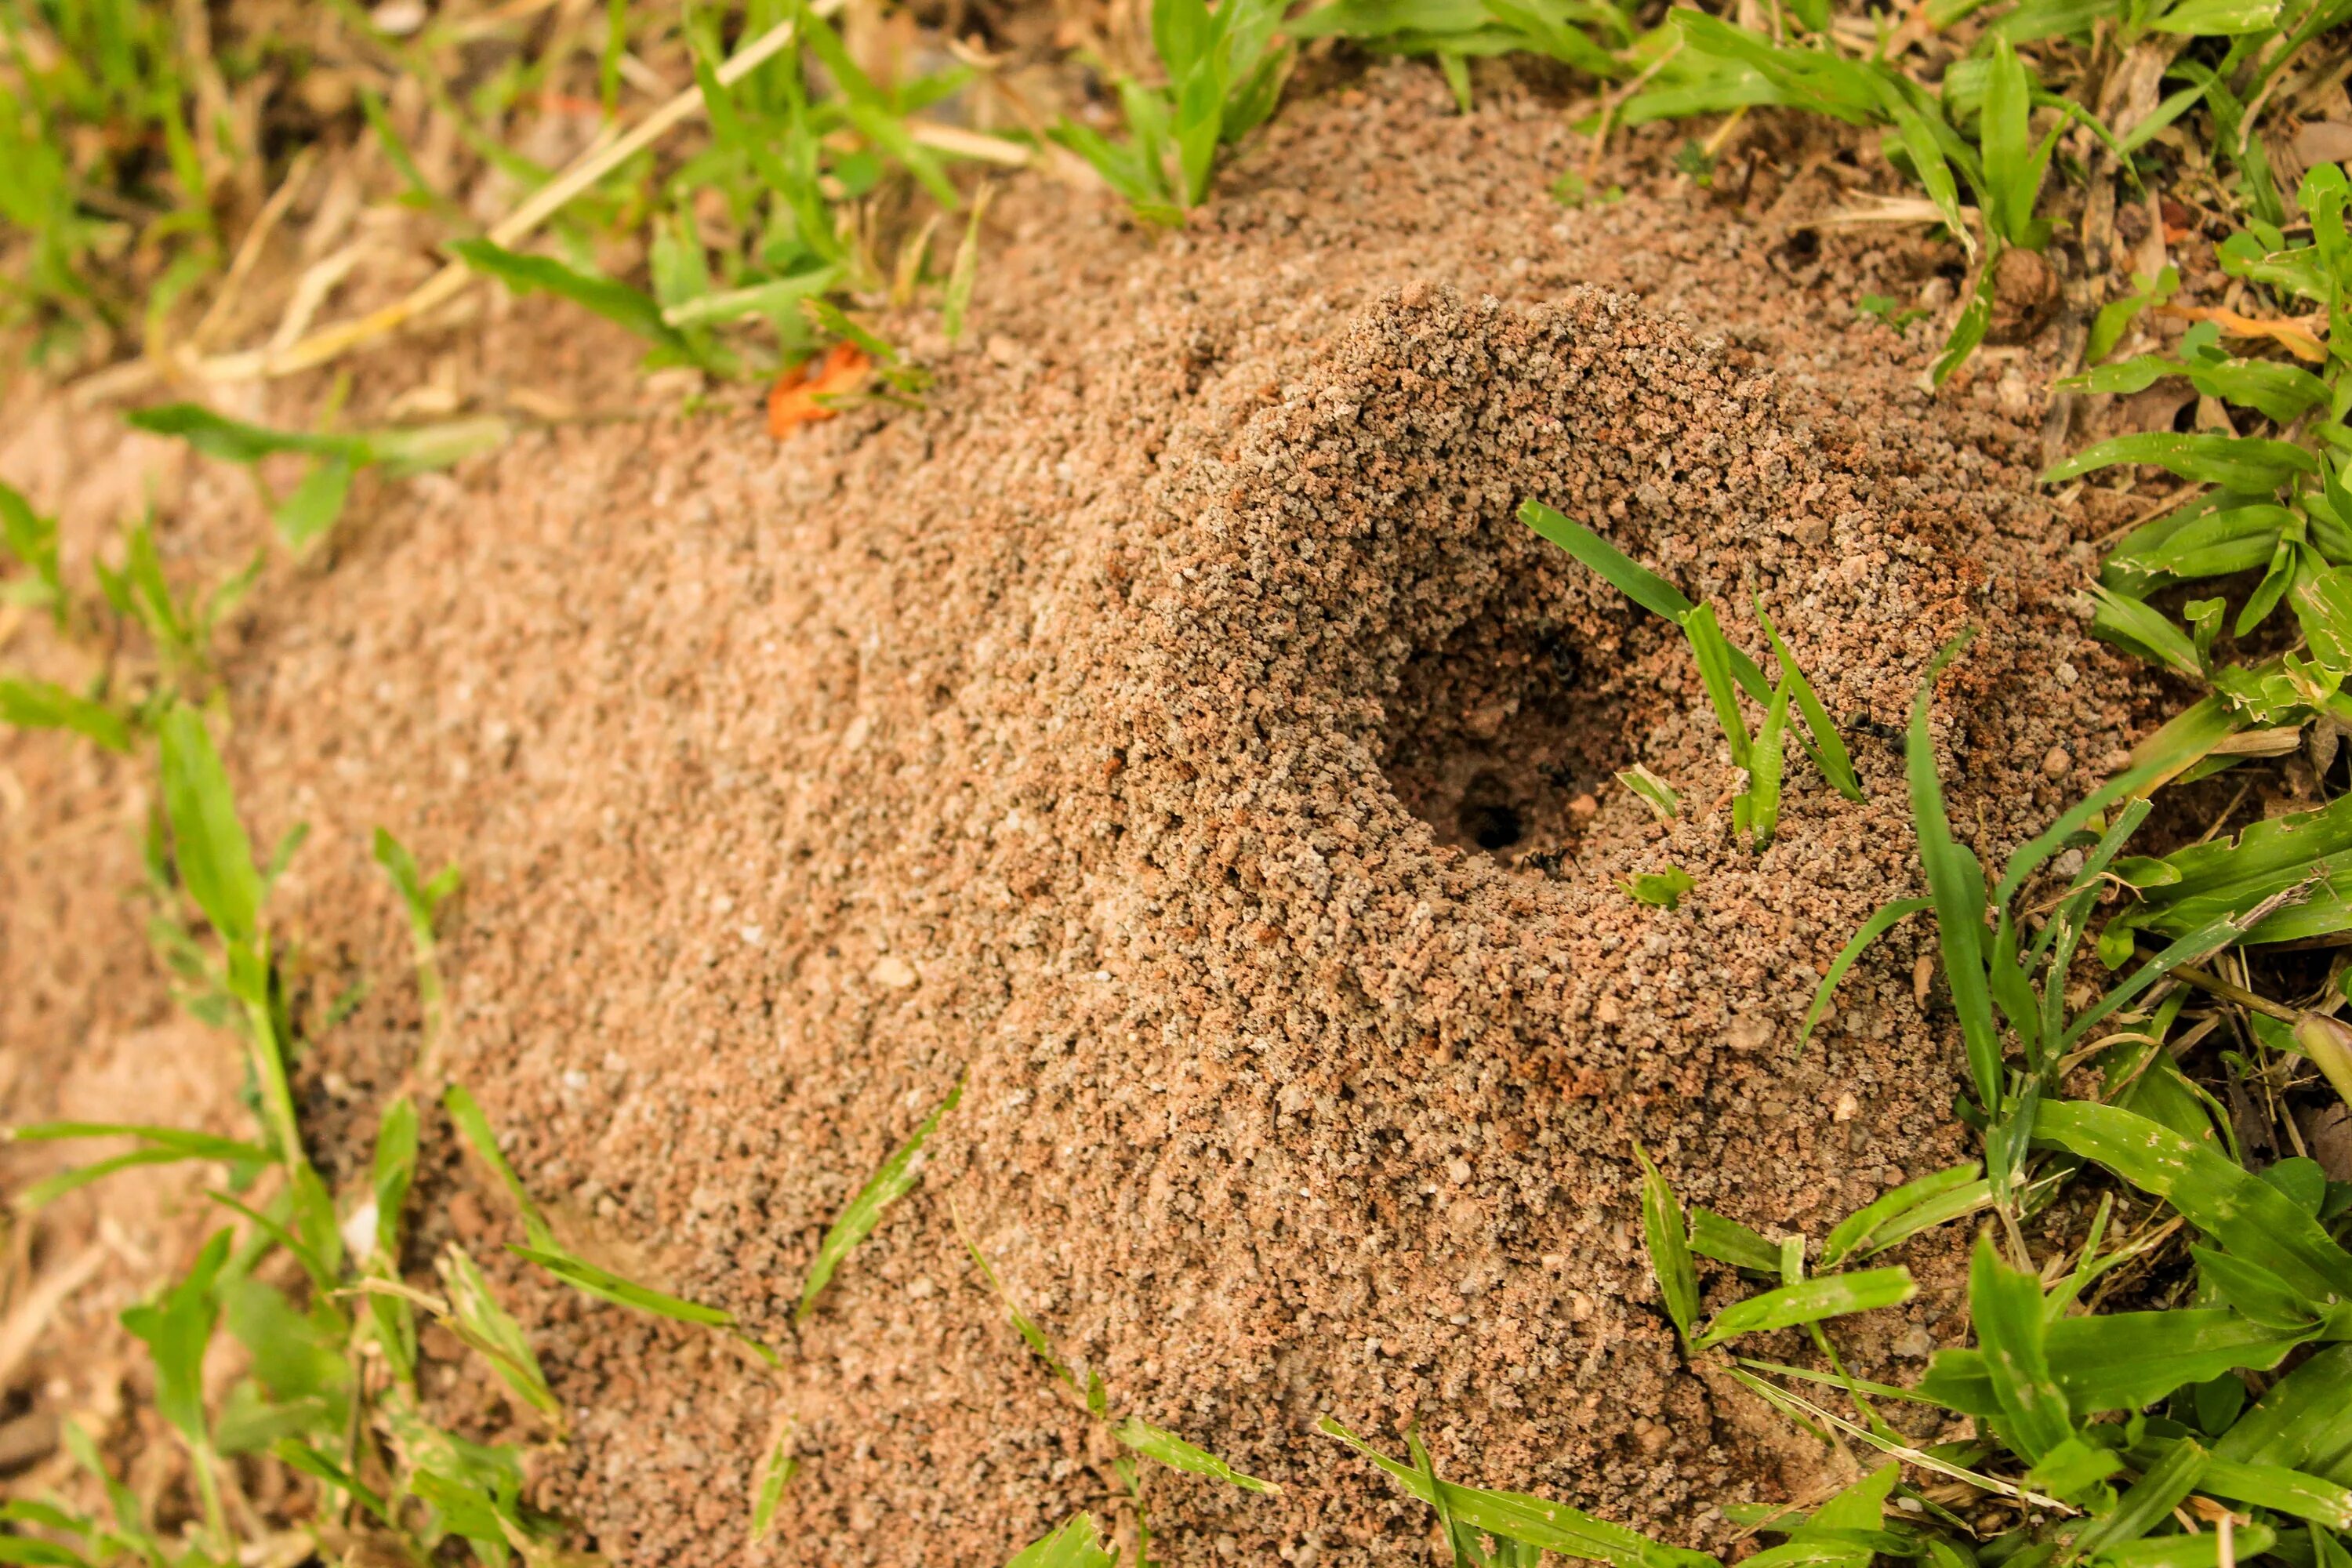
{"left": 0, "top": 62, "right": 2169, "bottom": 1568}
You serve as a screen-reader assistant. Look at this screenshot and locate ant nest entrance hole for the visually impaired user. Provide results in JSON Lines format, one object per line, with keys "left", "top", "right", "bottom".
{"left": 1377, "top": 613, "right": 1633, "bottom": 877}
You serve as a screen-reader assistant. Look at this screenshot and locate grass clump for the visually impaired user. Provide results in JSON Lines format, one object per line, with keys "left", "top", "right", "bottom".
{"left": 1051, "top": 0, "right": 1291, "bottom": 222}
{"left": 1522, "top": 499, "right": 1861, "bottom": 859}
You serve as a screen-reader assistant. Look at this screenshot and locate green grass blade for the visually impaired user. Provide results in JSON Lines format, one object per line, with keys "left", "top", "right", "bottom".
{"left": 1749, "top": 676, "right": 1789, "bottom": 850}
{"left": 1112, "top": 1418, "right": 1281, "bottom": 1494}
{"left": 1635, "top": 1142, "right": 1699, "bottom": 1345}
{"left": 1919, "top": 1309, "right": 2310, "bottom": 1416}
{"left": 1680, "top": 602, "right": 1753, "bottom": 771}
{"left": 0, "top": 678, "right": 130, "bottom": 753}
{"left": 510, "top": 1244, "right": 735, "bottom": 1328}
{"left": 798, "top": 1075, "right": 964, "bottom": 1321}
{"left": 1006, "top": 1515, "right": 1116, "bottom": 1568}
{"left": 1318, "top": 1418, "right": 1717, "bottom": 1568}
{"left": 1967, "top": 1233, "right": 2072, "bottom": 1461}
{"left": 2042, "top": 430, "right": 2318, "bottom": 489}
{"left": 750, "top": 1421, "right": 798, "bottom": 1545}
{"left": 441, "top": 1083, "right": 557, "bottom": 1253}
{"left": 2036, "top": 1099, "right": 2352, "bottom": 1303}
{"left": 158, "top": 704, "right": 263, "bottom": 946}
{"left": 1820, "top": 1160, "right": 1981, "bottom": 1268}
{"left": 272, "top": 457, "right": 354, "bottom": 550}
{"left": 439, "top": 1245, "right": 558, "bottom": 1421}
{"left": 1905, "top": 632, "right": 2002, "bottom": 1110}
{"left": 1692, "top": 1267, "right": 1915, "bottom": 1350}
{"left": 1690, "top": 1208, "right": 1781, "bottom": 1272}
{"left": 449, "top": 238, "right": 691, "bottom": 359}
{"left": 1996, "top": 695, "right": 2235, "bottom": 906}
{"left": 1800, "top": 897, "right": 1932, "bottom": 1053}
{"left": 2100, "top": 1525, "right": 2275, "bottom": 1568}
{"left": 2074, "top": 1439, "right": 2207, "bottom": 1558}
{"left": 1758, "top": 599, "right": 1863, "bottom": 800}
{"left": 2215, "top": 1345, "right": 2352, "bottom": 1469}
{"left": 125, "top": 403, "right": 359, "bottom": 464}
{"left": 2194, "top": 1455, "right": 2352, "bottom": 1528}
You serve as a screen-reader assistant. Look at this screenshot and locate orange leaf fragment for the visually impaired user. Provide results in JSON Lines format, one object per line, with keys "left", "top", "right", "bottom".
{"left": 768, "top": 343, "right": 872, "bottom": 437}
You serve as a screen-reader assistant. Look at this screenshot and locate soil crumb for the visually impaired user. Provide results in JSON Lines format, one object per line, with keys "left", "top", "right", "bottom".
{"left": 2, "top": 62, "right": 2151, "bottom": 1568}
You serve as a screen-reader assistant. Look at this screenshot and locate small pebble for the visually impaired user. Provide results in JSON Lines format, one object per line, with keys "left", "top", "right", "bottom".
{"left": 2042, "top": 745, "right": 2072, "bottom": 779}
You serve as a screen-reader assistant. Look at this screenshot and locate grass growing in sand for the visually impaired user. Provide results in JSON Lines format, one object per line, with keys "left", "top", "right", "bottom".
{"left": 16, "top": 0, "right": 2352, "bottom": 1563}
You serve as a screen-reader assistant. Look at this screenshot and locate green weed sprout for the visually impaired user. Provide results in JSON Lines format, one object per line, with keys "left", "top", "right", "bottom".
{"left": 799, "top": 1075, "right": 964, "bottom": 1320}
{"left": 1050, "top": 0, "right": 1291, "bottom": 222}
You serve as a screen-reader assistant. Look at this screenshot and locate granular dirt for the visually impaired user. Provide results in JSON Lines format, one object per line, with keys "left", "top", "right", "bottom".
{"left": 2, "top": 60, "right": 2170, "bottom": 1568}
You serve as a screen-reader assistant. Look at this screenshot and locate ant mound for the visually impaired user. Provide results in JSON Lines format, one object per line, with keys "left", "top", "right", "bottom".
{"left": 0, "top": 67, "right": 2154, "bottom": 1568}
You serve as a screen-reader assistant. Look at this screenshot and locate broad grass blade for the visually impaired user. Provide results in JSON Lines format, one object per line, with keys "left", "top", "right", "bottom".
{"left": 1635, "top": 1142, "right": 1699, "bottom": 1345}
{"left": 1690, "top": 1209, "right": 1780, "bottom": 1272}
{"left": 1114, "top": 1418, "right": 1280, "bottom": 1494}
{"left": 2036, "top": 1100, "right": 2352, "bottom": 1302}
{"left": 1693, "top": 1269, "right": 1915, "bottom": 1350}
{"left": 1820, "top": 1162, "right": 1980, "bottom": 1268}
{"left": 749, "top": 1419, "right": 798, "bottom": 1546}
{"left": 1319, "top": 1418, "right": 1718, "bottom": 1568}
{"left": 1917, "top": 1308, "right": 2310, "bottom": 1416}
{"left": 1006, "top": 1514, "right": 1115, "bottom": 1568}
{"left": 1904, "top": 633, "right": 2001, "bottom": 1109}
{"left": 1967, "top": 1234, "right": 2071, "bottom": 1461}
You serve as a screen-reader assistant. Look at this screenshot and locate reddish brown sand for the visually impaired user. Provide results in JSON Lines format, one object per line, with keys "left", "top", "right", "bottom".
{"left": 2, "top": 62, "right": 2163, "bottom": 1567}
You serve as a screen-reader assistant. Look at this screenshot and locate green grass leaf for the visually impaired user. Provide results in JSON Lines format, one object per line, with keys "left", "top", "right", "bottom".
{"left": 1933, "top": 261, "right": 1998, "bottom": 387}
{"left": 1690, "top": 1208, "right": 1781, "bottom": 1272}
{"left": 750, "top": 1420, "right": 798, "bottom": 1546}
{"left": 798, "top": 1075, "right": 964, "bottom": 1321}
{"left": 2100, "top": 1524, "right": 2275, "bottom": 1568}
{"left": 1757, "top": 599, "right": 1863, "bottom": 800}
{"left": 1905, "top": 632, "right": 2002, "bottom": 1112}
{"left": 439, "top": 1245, "right": 559, "bottom": 1421}
{"left": 1007, "top": 1514, "right": 1116, "bottom": 1568}
{"left": 125, "top": 403, "right": 359, "bottom": 464}
{"left": 120, "top": 1229, "right": 230, "bottom": 1446}
{"left": 158, "top": 703, "right": 263, "bottom": 947}
{"left": 2036, "top": 1099, "right": 2352, "bottom": 1303}
{"left": 1748, "top": 675, "right": 1789, "bottom": 850}
{"left": 1624, "top": 866, "right": 1696, "bottom": 909}
{"left": 1692, "top": 1267, "right": 1915, "bottom": 1350}
{"left": 1319, "top": 1417, "right": 1718, "bottom": 1568}
{"left": 450, "top": 238, "right": 695, "bottom": 363}
{"left": 1800, "top": 897, "right": 1932, "bottom": 1054}
{"left": 1966, "top": 1233, "right": 2072, "bottom": 1461}
{"left": 1820, "top": 1161, "right": 1980, "bottom": 1267}
{"left": 1918, "top": 1309, "right": 2310, "bottom": 1417}
{"left": 2214, "top": 1344, "right": 2352, "bottom": 1471}
{"left": 1635, "top": 1142, "right": 1699, "bottom": 1345}
{"left": 2044, "top": 430, "right": 2318, "bottom": 489}
{"left": 442, "top": 1082, "right": 557, "bottom": 1253}
{"left": 1112, "top": 1417, "right": 1281, "bottom": 1494}
{"left": 2075, "top": 1439, "right": 2206, "bottom": 1557}
{"left": 511, "top": 1243, "right": 740, "bottom": 1328}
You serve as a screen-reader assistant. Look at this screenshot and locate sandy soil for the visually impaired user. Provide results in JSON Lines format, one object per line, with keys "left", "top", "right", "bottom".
{"left": 1, "top": 60, "right": 2174, "bottom": 1567}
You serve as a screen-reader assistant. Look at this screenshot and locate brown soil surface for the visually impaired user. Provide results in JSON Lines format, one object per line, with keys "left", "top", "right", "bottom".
{"left": 2, "top": 60, "right": 2161, "bottom": 1568}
